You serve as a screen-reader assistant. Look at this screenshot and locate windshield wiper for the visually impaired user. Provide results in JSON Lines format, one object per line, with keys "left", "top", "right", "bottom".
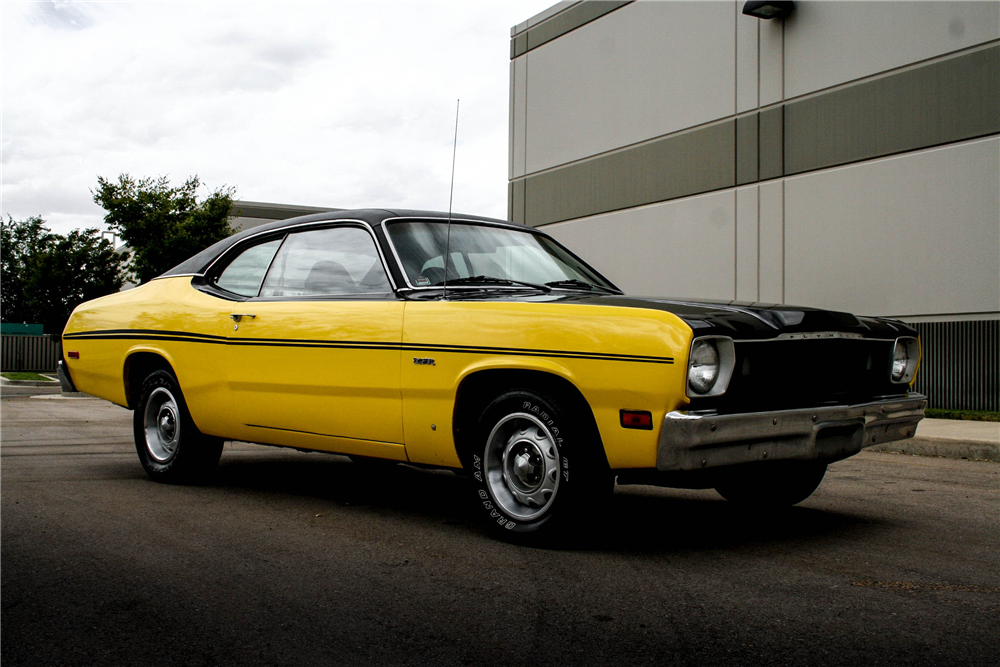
{"left": 436, "top": 275, "right": 551, "bottom": 292}
{"left": 544, "top": 279, "right": 621, "bottom": 294}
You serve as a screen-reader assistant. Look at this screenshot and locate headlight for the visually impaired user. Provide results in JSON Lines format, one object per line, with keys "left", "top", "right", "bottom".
{"left": 890, "top": 337, "right": 920, "bottom": 384}
{"left": 686, "top": 336, "right": 736, "bottom": 397}
{"left": 688, "top": 339, "right": 720, "bottom": 394}
{"left": 891, "top": 342, "right": 909, "bottom": 382}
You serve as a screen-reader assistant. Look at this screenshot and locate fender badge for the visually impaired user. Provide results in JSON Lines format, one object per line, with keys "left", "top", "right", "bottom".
{"left": 413, "top": 357, "right": 435, "bottom": 366}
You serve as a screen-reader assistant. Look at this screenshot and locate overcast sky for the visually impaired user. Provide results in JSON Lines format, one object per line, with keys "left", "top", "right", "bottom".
{"left": 2, "top": 0, "right": 554, "bottom": 236}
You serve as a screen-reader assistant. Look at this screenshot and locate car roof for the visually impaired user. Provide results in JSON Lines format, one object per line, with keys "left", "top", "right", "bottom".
{"left": 157, "top": 208, "right": 523, "bottom": 278}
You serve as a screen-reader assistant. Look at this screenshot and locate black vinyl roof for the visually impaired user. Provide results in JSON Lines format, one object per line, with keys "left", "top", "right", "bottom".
{"left": 157, "top": 208, "right": 516, "bottom": 278}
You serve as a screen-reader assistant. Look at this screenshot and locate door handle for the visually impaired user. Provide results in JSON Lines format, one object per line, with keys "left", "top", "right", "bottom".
{"left": 230, "top": 314, "right": 257, "bottom": 322}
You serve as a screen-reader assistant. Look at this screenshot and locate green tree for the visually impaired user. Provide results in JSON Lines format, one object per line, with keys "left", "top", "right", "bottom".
{"left": 92, "top": 174, "right": 235, "bottom": 284}
{"left": 0, "top": 216, "right": 126, "bottom": 334}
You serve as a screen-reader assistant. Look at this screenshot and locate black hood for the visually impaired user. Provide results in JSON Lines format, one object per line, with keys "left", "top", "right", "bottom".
{"left": 575, "top": 295, "right": 916, "bottom": 340}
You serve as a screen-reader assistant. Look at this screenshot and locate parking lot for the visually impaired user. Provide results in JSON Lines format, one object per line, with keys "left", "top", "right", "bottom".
{"left": 3, "top": 392, "right": 998, "bottom": 667}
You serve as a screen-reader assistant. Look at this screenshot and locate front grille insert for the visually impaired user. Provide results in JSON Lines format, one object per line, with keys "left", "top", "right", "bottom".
{"left": 688, "top": 338, "right": 903, "bottom": 414}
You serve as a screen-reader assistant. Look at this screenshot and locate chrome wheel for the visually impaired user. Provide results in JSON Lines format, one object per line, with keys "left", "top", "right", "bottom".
{"left": 143, "top": 386, "right": 180, "bottom": 463}
{"left": 484, "top": 412, "right": 561, "bottom": 521}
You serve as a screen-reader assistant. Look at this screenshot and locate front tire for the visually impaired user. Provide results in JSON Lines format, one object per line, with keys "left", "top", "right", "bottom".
{"left": 467, "top": 389, "right": 610, "bottom": 540}
{"left": 714, "top": 460, "right": 828, "bottom": 508}
{"left": 133, "top": 369, "right": 223, "bottom": 484}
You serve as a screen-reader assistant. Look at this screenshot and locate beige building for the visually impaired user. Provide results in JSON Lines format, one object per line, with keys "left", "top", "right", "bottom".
{"left": 508, "top": 0, "right": 999, "bottom": 411}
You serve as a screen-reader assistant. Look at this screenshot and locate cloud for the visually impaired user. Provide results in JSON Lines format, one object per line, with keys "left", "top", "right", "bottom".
{"left": 1, "top": 1, "right": 554, "bottom": 235}
{"left": 28, "top": 1, "right": 96, "bottom": 31}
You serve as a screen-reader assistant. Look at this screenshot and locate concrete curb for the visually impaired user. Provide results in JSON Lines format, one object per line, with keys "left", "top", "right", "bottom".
{"left": 869, "top": 437, "right": 1000, "bottom": 462}
{"left": 30, "top": 393, "right": 99, "bottom": 400}
{"left": 1, "top": 376, "right": 60, "bottom": 387}
{"left": 2, "top": 380, "right": 60, "bottom": 387}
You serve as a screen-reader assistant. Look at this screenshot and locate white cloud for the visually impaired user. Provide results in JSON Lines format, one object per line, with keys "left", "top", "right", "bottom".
{"left": 1, "top": 0, "right": 554, "bottom": 235}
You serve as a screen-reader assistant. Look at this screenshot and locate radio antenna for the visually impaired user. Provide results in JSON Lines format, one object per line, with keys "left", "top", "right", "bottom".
{"left": 443, "top": 99, "right": 460, "bottom": 299}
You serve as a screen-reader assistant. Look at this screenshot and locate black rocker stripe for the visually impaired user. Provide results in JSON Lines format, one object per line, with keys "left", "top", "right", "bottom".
{"left": 244, "top": 424, "right": 397, "bottom": 444}
{"left": 63, "top": 329, "right": 674, "bottom": 364}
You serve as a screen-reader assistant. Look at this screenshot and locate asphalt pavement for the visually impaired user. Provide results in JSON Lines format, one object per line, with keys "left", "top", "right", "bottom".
{"left": 2, "top": 393, "right": 998, "bottom": 667}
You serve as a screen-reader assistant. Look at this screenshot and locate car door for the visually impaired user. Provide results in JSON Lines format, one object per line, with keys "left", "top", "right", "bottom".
{"left": 223, "top": 223, "right": 406, "bottom": 459}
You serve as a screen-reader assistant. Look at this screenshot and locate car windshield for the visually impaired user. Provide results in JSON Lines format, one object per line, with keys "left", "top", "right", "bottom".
{"left": 386, "top": 221, "right": 619, "bottom": 292}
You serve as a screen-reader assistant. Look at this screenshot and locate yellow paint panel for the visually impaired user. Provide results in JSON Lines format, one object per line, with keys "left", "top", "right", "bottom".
{"left": 63, "top": 278, "right": 232, "bottom": 431}
{"left": 400, "top": 300, "right": 692, "bottom": 469}
{"left": 64, "top": 278, "right": 695, "bottom": 470}
{"left": 225, "top": 300, "right": 405, "bottom": 450}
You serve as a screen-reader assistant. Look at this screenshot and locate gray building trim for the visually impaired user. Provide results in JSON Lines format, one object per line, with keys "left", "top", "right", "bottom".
{"left": 509, "top": 180, "right": 526, "bottom": 225}
{"left": 759, "top": 106, "right": 784, "bottom": 181}
{"left": 784, "top": 45, "right": 1000, "bottom": 175}
{"left": 511, "top": 1, "right": 633, "bottom": 59}
{"left": 735, "top": 114, "right": 758, "bottom": 186}
{"left": 512, "top": 44, "right": 1000, "bottom": 226}
{"left": 523, "top": 120, "right": 735, "bottom": 226}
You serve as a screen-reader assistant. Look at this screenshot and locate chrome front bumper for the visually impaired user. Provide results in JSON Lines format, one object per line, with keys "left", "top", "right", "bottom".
{"left": 657, "top": 394, "right": 927, "bottom": 471}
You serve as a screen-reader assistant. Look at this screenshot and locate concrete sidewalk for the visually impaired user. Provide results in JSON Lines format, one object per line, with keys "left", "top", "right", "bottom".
{"left": 870, "top": 418, "right": 1000, "bottom": 461}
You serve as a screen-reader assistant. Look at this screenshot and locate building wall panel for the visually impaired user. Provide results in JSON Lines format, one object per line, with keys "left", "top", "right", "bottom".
{"left": 523, "top": 0, "right": 735, "bottom": 173}
{"left": 544, "top": 190, "right": 736, "bottom": 300}
{"left": 736, "top": 6, "right": 759, "bottom": 113}
{"left": 736, "top": 185, "right": 759, "bottom": 302}
{"left": 759, "top": 17, "right": 784, "bottom": 105}
{"left": 511, "top": 57, "right": 528, "bottom": 179}
{"left": 784, "top": 1, "right": 1000, "bottom": 99}
{"left": 784, "top": 136, "right": 1000, "bottom": 317}
{"left": 758, "top": 181, "right": 784, "bottom": 303}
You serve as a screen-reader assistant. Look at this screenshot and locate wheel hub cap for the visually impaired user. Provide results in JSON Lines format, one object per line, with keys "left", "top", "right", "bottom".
{"left": 484, "top": 412, "right": 561, "bottom": 521}
{"left": 158, "top": 410, "right": 176, "bottom": 441}
{"left": 144, "top": 387, "right": 180, "bottom": 463}
{"left": 508, "top": 442, "right": 543, "bottom": 492}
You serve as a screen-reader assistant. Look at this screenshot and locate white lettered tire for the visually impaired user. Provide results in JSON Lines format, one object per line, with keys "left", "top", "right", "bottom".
{"left": 133, "top": 369, "right": 223, "bottom": 484}
{"left": 468, "top": 389, "right": 610, "bottom": 540}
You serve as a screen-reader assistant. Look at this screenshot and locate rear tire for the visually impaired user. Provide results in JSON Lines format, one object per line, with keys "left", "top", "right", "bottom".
{"left": 133, "top": 369, "right": 223, "bottom": 484}
{"left": 714, "top": 460, "right": 828, "bottom": 508}
{"left": 465, "top": 388, "right": 611, "bottom": 541}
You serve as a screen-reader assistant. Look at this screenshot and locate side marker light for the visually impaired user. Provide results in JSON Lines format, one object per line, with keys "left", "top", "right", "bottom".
{"left": 67, "top": 351, "right": 80, "bottom": 359}
{"left": 620, "top": 410, "right": 653, "bottom": 430}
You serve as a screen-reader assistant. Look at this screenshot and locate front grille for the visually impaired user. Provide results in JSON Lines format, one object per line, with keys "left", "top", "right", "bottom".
{"left": 689, "top": 338, "right": 904, "bottom": 414}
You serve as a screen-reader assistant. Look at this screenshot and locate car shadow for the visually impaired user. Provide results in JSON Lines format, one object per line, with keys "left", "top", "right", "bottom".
{"left": 208, "top": 448, "right": 889, "bottom": 554}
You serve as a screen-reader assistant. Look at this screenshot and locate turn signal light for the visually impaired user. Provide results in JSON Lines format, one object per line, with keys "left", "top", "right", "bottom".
{"left": 620, "top": 410, "right": 653, "bottom": 430}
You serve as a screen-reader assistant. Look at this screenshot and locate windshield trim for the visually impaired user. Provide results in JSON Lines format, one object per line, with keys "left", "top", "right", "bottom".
{"left": 379, "top": 216, "right": 621, "bottom": 294}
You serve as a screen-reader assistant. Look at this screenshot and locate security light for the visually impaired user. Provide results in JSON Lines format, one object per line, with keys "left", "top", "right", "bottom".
{"left": 742, "top": 1, "right": 795, "bottom": 20}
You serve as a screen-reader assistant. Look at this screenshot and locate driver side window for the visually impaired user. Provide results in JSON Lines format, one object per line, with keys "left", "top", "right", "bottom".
{"left": 260, "top": 226, "right": 391, "bottom": 297}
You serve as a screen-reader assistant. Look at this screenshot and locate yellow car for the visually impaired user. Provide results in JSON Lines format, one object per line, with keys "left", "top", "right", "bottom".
{"left": 60, "top": 209, "right": 926, "bottom": 538}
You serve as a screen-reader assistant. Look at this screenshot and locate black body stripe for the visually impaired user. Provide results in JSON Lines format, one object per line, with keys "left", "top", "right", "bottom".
{"left": 64, "top": 329, "right": 674, "bottom": 364}
{"left": 244, "top": 424, "right": 397, "bottom": 444}
{"left": 65, "top": 328, "right": 229, "bottom": 341}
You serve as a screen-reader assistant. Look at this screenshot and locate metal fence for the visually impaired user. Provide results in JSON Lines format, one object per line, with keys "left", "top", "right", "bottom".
{"left": 911, "top": 320, "right": 999, "bottom": 412}
{"left": 1, "top": 335, "right": 59, "bottom": 372}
